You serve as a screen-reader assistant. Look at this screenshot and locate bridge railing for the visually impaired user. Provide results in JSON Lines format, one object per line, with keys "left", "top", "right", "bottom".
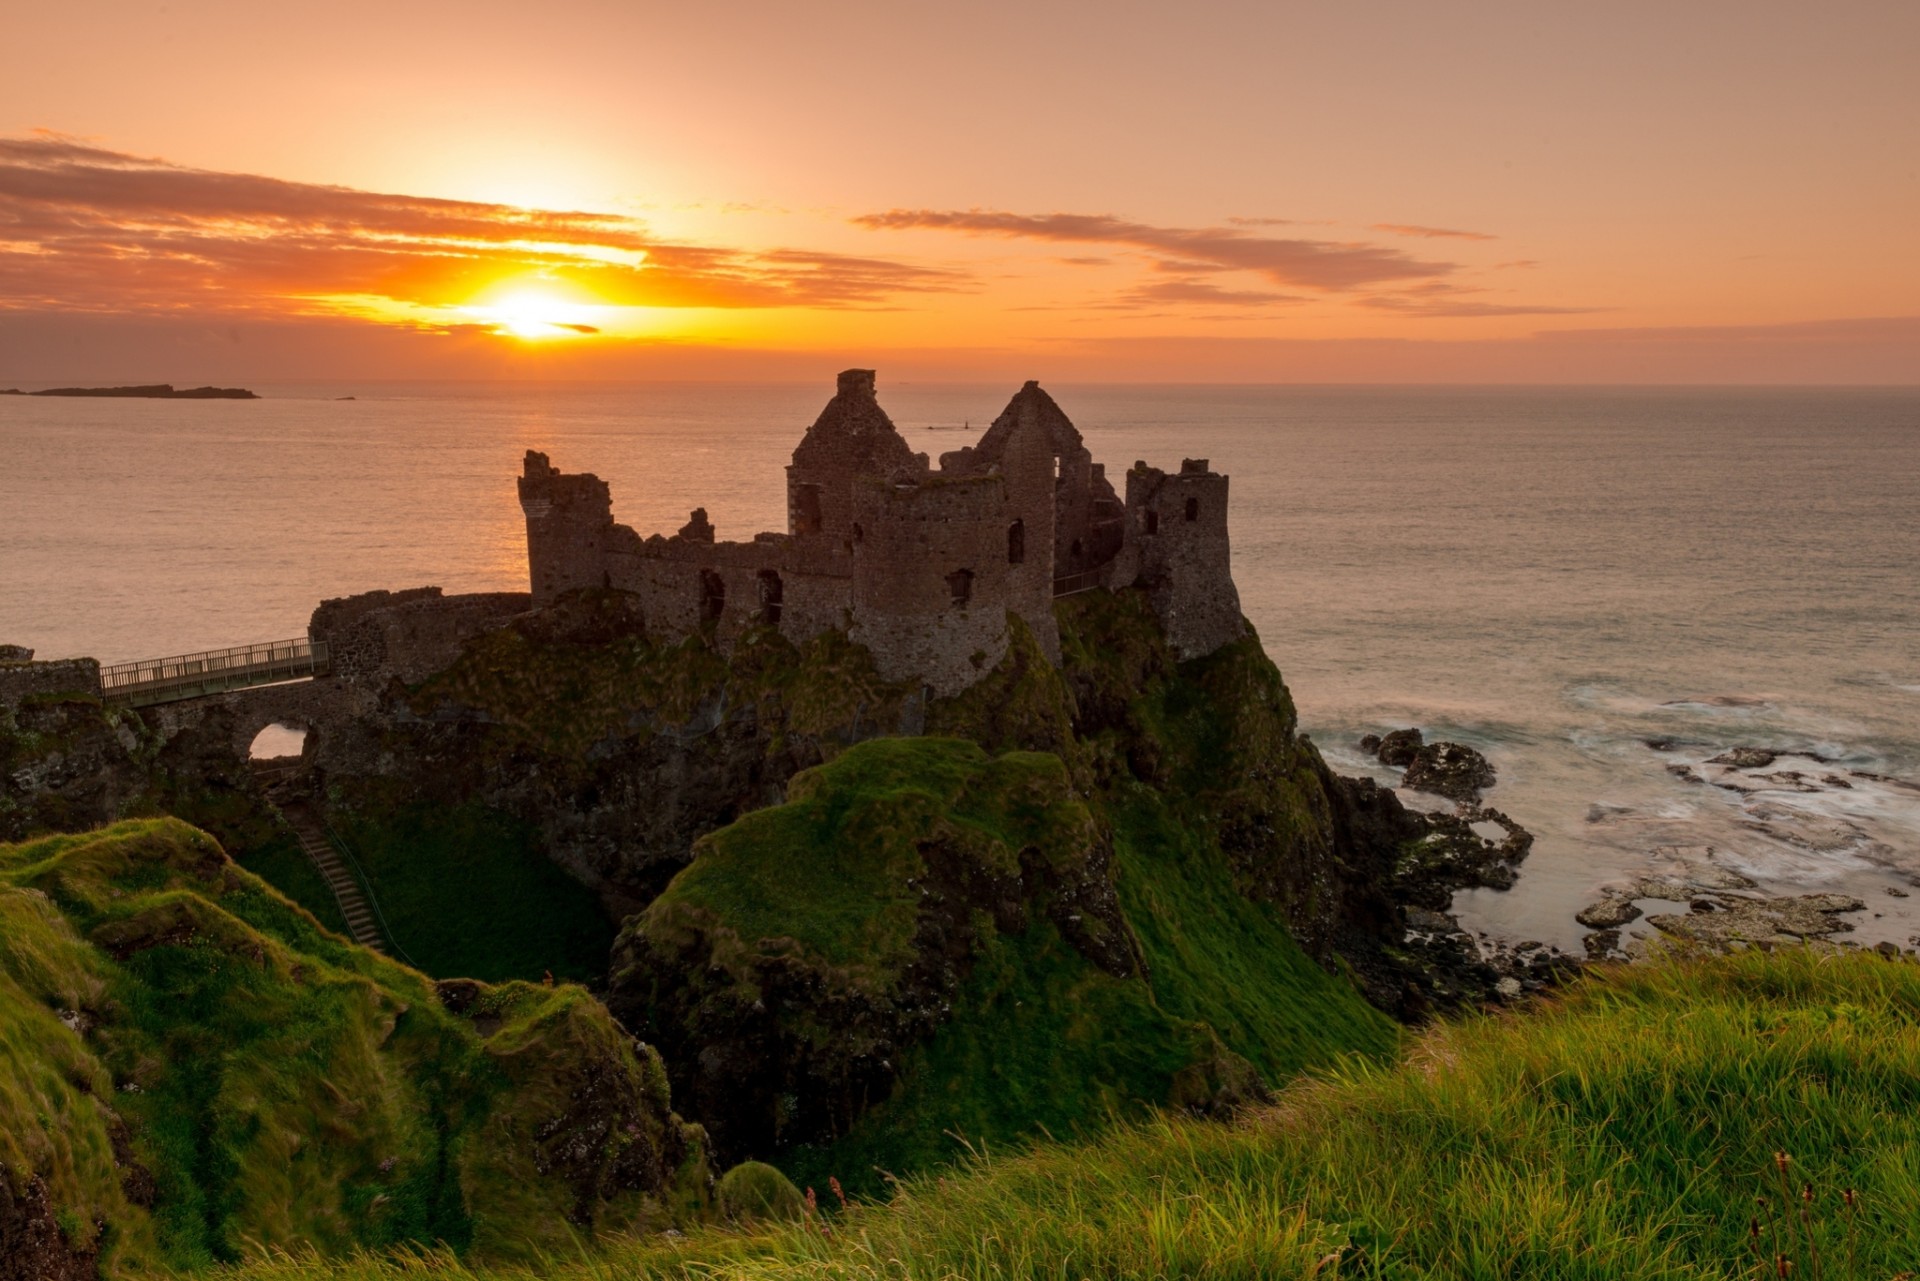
{"left": 1052, "top": 564, "right": 1113, "bottom": 598}
{"left": 100, "top": 638, "right": 330, "bottom": 707}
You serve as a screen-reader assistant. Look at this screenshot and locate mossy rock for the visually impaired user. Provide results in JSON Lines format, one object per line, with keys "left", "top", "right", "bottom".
{"left": 0, "top": 819, "right": 710, "bottom": 1275}
{"left": 715, "top": 1161, "right": 804, "bottom": 1224}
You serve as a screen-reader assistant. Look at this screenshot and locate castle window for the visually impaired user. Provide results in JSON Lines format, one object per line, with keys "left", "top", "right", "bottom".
{"left": 853, "top": 522, "right": 864, "bottom": 544}
{"left": 756, "top": 570, "right": 784, "bottom": 625}
{"left": 1145, "top": 510, "right": 1159, "bottom": 535}
{"left": 1184, "top": 497, "right": 1199, "bottom": 523}
{"left": 1070, "top": 538, "right": 1084, "bottom": 562}
{"left": 794, "top": 484, "right": 824, "bottom": 536}
{"left": 1007, "top": 519, "right": 1025, "bottom": 565}
{"left": 699, "top": 570, "right": 726, "bottom": 623}
{"left": 946, "top": 568, "right": 975, "bottom": 608}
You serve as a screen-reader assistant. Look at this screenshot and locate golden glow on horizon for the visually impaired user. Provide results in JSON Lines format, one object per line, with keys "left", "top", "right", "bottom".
{"left": 465, "top": 285, "right": 604, "bottom": 340}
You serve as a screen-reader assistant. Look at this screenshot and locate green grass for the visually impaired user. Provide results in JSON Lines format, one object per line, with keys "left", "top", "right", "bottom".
{"left": 0, "top": 819, "right": 708, "bottom": 1276}
{"left": 214, "top": 947, "right": 1920, "bottom": 1280}
{"left": 335, "top": 804, "right": 614, "bottom": 984}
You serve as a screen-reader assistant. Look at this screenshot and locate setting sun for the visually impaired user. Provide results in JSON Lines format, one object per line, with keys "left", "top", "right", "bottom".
{"left": 468, "top": 288, "right": 603, "bottom": 340}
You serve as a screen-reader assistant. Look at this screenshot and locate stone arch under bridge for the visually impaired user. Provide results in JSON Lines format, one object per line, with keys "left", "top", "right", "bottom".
{"left": 144, "top": 678, "right": 367, "bottom": 774}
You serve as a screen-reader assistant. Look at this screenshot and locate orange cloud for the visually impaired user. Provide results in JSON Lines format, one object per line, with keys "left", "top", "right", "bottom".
{"left": 852, "top": 208, "right": 1453, "bottom": 291}
{"left": 0, "top": 134, "right": 965, "bottom": 321}
{"left": 1370, "top": 223, "right": 1499, "bottom": 241}
{"left": 1357, "top": 280, "right": 1595, "bottom": 319}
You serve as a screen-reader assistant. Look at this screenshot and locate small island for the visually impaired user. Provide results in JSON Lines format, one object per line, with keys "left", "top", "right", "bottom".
{"left": 0, "top": 383, "right": 258, "bottom": 399}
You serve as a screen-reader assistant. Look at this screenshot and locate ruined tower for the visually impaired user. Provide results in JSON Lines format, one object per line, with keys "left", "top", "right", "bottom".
{"left": 1123, "top": 459, "right": 1244, "bottom": 660}
{"left": 519, "top": 450, "right": 616, "bottom": 605}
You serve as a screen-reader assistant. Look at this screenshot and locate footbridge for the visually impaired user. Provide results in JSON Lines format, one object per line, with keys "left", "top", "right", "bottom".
{"left": 99, "top": 638, "right": 330, "bottom": 708}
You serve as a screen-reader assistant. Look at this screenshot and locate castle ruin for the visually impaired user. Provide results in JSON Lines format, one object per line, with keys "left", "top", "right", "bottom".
{"left": 518, "top": 370, "right": 1243, "bottom": 695}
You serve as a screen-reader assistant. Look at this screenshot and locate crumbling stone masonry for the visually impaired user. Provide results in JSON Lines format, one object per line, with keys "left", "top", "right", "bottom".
{"left": 518, "top": 370, "right": 1242, "bottom": 694}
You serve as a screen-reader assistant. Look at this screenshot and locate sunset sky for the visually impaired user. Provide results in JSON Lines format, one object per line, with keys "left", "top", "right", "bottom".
{"left": 3, "top": 0, "right": 1916, "bottom": 382}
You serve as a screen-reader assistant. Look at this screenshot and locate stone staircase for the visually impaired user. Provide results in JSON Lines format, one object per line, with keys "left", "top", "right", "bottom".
{"left": 252, "top": 762, "right": 385, "bottom": 953}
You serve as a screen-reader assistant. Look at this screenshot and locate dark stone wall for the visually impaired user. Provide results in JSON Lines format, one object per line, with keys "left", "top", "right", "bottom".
{"left": 850, "top": 474, "right": 1010, "bottom": 696}
{"left": 519, "top": 451, "right": 617, "bottom": 605}
{"left": 0, "top": 657, "right": 102, "bottom": 703}
{"left": 1124, "top": 459, "right": 1245, "bottom": 660}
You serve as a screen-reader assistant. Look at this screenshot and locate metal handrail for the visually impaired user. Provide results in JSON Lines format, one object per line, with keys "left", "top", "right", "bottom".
{"left": 318, "top": 815, "right": 420, "bottom": 970}
{"left": 1052, "top": 564, "right": 1113, "bottom": 598}
{"left": 100, "top": 637, "right": 330, "bottom": 706}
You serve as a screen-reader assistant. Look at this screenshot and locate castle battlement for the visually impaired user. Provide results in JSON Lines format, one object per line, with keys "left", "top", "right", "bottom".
{"left": 518, "top": 371, "right": 1242, "bottom": 694}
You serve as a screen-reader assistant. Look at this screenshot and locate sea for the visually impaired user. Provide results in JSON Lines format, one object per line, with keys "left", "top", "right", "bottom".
{"left": 4, "top": 382, "right": 1918, "bottom": 953}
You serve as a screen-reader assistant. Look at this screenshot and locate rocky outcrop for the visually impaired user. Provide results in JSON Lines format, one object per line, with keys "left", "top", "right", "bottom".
{"left": 1359, "top": 729, "right": 1497, "bottom": 804}
{"left": 0, "top": 1174, "right": 98, "bottom": 1281}
{"left": 607, "top": 739, "right": 1143, "bottom": 1160}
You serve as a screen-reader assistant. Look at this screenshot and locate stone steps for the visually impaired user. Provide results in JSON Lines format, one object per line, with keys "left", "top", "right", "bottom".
{"left": 259, "top": 780, "right": 386, "bottom": 953}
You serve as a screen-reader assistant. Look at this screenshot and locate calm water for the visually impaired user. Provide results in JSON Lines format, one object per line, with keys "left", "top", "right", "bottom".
{"left": 4, "top": 382, "right": 1918, "bottom": 950}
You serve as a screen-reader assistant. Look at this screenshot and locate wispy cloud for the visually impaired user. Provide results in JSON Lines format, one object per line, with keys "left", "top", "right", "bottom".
{"left": 1357, "top": 280, "right": 1594, "bottom": 318}
{"left": 852, "top": 208, "right": 1454, "bottom": 291}
{"left": 1370, "top": 223, "right": 1498, "bottom": 241}
{"left": 0, "top": 133, "right": 966, "bottom": 323}
{"left": 1114, "top": 278, "right": 1300, "bottom": 308}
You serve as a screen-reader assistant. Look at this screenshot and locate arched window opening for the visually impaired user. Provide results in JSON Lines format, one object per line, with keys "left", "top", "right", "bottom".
{"left": 946, "top": 568, "right": 975, "bottom": 608}
{"left": 1070, "top": 538, "right": 1084, "bottom": 562}
{"left": 1007, "top": 519, "right": 1025, "bottom": 565}
{"left": 757, "top": 569, "right": 784, "bottom": 625}
{"left": 699, "top": 570, "right": 726, "bottom": 623}
{"left": 794, "top": 484, "right": 824, "bottom": 535}
{"left": 1145, "top": 510, "right": 1160, "bottom": 535}
{"left": 853, "top": 522, "right": 865, "bottom": 544}
{"left": 249, "top": 722, "right": 308, "bottom": 761}
{"left": 1184, "top": 497, "right": 1199, "bottom": 523}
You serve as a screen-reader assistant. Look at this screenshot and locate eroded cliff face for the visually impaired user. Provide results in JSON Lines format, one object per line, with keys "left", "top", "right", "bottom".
{"left": 2, "top": 588, "right": 1539, "bottom": 1201}
{"left": 595, "top": 592, "right": 1539, "bottom": 1179}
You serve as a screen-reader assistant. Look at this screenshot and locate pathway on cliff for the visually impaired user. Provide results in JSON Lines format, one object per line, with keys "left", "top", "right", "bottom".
{"left": 253, "top": 764, "right": 386, "bottom": 952}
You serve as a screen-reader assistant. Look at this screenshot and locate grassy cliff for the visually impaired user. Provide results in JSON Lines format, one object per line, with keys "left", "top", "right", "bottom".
{"left": 0, "top": 819, "right": 709, "bottom": 1276}
{"left": 214, "top": 947, "right": 1920, "bottom": 1280}
{"left": 610, "top": 593, "right": 1407, "bottom": 1189}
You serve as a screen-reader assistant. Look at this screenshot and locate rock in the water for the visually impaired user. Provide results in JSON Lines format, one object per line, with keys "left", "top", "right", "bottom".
{"left": 1583, "top": 929, "right": 1622, "bottom": 959}
{"left": 1648, "top": 851, "right": 1756, "bottom": 891}
{"left": 1708, "top": 747, "right": 1777, "bottom": 769}
{"left": 1645, "top": 893, "right": 1864, "bottom": 946}
{"left": 1667, "top": 764, "right": 1704, "bottom": 784}
{"left": 1358, "top": 733, "right": 1383, "bottom": 754}
{"left": 1374, "top": 727, "right": 1424, "bottom": 767}
{"left": 1576, "top": 895, "right": 1642, "bottom": 928}
{"left": 1402, "top": 741, "right": 1496, "bottom": 803}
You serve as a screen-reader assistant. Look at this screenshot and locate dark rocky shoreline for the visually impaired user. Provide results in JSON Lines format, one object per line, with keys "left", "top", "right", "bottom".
{"left": 0, "top": 383, "right": 257, "bottom": 399}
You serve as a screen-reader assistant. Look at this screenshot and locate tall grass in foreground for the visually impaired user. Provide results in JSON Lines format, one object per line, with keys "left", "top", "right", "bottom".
{"left": 222, "top": 948, "right": 1920, "bottom": 1280}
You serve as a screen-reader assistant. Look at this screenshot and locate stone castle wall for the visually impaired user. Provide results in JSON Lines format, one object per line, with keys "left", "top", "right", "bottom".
{"left": 1125, "top": 459, "right": 1244, "bottom": 660}
{"left": 851, "top": 474, "right": 1012, "bottom": 696}
{"left": 313, "top": 588, "right": 531, "bottom": 685}
{"left": 517, "top": 371, "right": 1245, "bottom": 693}
{"left": 0, "top": 657, "right": 103, "bottom": 705}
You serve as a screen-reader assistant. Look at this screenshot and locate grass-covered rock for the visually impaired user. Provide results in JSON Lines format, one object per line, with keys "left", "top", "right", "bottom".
{"left": 714, "top": 1162, "right": 804, "bottom": 1225}
{"left": 0, "top": 819, "right": 710, "bottom": 1275}
{"left": 213, "top": 947, "right": 1920, "bottom": 1281}
{"left": 609, "top": 594, "right": 1413, "bottom": 1187}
